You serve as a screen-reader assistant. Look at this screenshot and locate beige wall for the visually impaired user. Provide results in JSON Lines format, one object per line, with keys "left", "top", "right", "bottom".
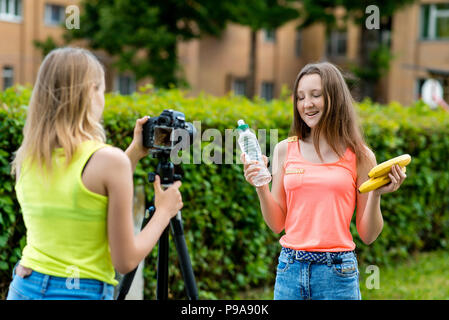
{"left": 0, "top": 0, "right": 79, "bottom": 89}
{"left": 178, "top": 17, "right": 365, "bottom": 100}
{"left": 178, "top": 21, "right": 330, "bottom": 98}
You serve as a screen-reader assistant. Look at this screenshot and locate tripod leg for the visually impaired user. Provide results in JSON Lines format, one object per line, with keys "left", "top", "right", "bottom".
{"left": 170, "top": 211, "right": 199, "bottom": 300}
{"left": 116, "top": 268, "right": 139, "bottom": 300}
{"left": 156, "top": 227, "right": 170, "bottom": 300}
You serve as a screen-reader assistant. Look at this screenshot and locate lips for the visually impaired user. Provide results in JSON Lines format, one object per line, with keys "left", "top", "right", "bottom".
{"left": 305, "top": 111, "right": 319, "bottom": 117}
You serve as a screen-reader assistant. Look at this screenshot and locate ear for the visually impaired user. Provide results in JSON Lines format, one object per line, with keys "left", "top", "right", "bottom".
{"left": 88, "top": 83, "right": 97, "bottom": 98}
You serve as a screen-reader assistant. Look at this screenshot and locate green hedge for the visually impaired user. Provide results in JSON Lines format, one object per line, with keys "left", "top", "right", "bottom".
{"left": 1, "top": 85, "right": 449, "bottom": 299}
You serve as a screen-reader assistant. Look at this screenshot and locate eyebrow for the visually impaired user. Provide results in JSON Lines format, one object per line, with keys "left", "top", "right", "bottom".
{"left": 297, "top": 88, "right": 322, "bottom": 94}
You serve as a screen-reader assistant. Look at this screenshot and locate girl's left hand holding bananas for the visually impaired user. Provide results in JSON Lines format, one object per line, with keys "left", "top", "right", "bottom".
{"left": 373, "top": 164, "right": 407, "bottom": 196}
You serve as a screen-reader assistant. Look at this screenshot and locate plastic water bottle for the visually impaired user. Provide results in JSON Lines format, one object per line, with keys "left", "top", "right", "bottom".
{"left": 237, "top": 120, "right": 272, "bottom": 187}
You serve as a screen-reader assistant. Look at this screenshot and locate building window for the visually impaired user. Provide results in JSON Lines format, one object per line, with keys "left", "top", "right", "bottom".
{"left": 260, "top": 82, "right": 274, "bottom": 101}
{"left": 295, "top": 30, "right": 302, "bottom": 57}
{"left": 44, "top": 3, "right": 65, "bottom": 26}
{"left": 115, "top": 74, "right": 136, "bottom": 95}
{"left": 421, "top": 4, "right": 449, "bottom": 40}
{"left": 3, "top": 66, "right": 14, "bottom": 90}
{"left": 263, "top": 29, "right": 276, "bottom": 42}
{"left": 232, "top": 79, "right": 246, "bottom": 96}
{"left": 326, "top": 29, "right": 347, "bottom": 57}
{"left": 380, "top": 17, "right": 392, "bottom": 48}
{"left": 0, "top": 0, "right": 22, "bottom": 22}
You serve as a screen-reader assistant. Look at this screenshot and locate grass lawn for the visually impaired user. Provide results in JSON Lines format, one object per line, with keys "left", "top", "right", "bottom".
{"left": 238, "top": 250, "right": 449, "bottom": 300}
{"left": 359, "top": 250, "right": 449, "bottom": 300}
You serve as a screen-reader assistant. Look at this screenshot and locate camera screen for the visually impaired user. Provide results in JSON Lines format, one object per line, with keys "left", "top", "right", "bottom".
{"left": 154, "top": 126, "right": 173, "bottom": 148}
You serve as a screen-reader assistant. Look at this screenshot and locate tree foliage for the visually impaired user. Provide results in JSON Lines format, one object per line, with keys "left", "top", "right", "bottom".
{"left": 66, "top": 0, "right": 233, "bottom": 88}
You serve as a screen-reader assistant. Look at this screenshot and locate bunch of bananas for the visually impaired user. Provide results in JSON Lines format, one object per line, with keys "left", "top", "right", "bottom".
{"left": 358, "top": 154, "right": 411, "bottom": 193}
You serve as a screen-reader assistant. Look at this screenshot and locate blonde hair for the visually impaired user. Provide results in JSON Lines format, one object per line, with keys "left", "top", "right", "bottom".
{"left": 11, "top": 47, "right": 106, "bottom": 176}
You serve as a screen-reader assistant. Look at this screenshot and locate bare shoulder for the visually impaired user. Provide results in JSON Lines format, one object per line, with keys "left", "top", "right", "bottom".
{"left": 81, "top": 146, "right": 132, "bottom": 196}
{"left": 357, "top": 145, "right": 377, "bottom": 179}
{"left": 90, "top": 146, "right": 132, "bottom": 172}
{"left": 363, "top": 145, "right": 376, "bottom": 166}
{"left": 272, "top": 138, "right": 289, "bottom": 172}
{"left": 273, "top": 138, "right": 289, "bottom": 156}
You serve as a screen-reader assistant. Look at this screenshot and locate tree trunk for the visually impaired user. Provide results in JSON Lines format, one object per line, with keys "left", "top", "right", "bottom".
{"left": 247, "top": 29, "right": 257, "bottom": 98}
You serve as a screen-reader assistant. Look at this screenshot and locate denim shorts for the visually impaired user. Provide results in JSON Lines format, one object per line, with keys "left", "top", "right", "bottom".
{"left": 6, "top": 262, "right": 115, "bottom": 300}
{"left": 274, "top": 247, "right": 361, "bottom": 300}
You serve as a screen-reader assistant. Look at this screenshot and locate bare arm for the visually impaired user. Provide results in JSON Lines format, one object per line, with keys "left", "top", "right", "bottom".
{"left": 242, "top": 140, "right": 288, "bottom": 234}
{"left": 355, "top": 147, "right": 407, "bottom": 244}
{"left": 101, "top": 147, "right": 182, "bottom": 274}
{"left": 125, "top": 116, "right": 150, "bottom": 171}
{"left": 355, "top": 148, "right": 383, "bottom": 244}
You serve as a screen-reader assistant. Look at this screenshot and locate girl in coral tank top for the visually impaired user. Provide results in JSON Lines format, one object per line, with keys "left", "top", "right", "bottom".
{"left": 241, "top": 62, "right": 407, "bottom": 300}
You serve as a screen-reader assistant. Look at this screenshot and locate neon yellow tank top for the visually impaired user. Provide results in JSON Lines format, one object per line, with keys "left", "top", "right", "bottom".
{"left": 16, "top": 140, "right": 118, "bottom": 285}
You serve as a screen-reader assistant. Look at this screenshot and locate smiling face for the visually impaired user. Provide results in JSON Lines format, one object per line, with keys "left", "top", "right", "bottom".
{"left": 296, "top": 73, "right": 325, "bottom": 129}
{"left": 289, "top": 62, "right": 368, "bottom": 164}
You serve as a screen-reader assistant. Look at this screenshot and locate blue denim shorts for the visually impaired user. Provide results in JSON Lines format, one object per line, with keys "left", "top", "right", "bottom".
{"left": 6, "top": 262, "right": 115, "bottom": 300}
{"left": 274, "top": 247, "right": 361, "bottom": 300}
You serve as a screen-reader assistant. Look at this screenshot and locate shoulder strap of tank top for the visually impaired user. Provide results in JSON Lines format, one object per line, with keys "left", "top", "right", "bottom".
{"left": 76, "top": 141, "right": 109, "bottom": 175}
{"left": 79, "top": 141, "right": 109, "bottom": 174}
{"left": 284, "top": 136, "right": 301, "bottom": 168}
{"left": 286, "top": 136, "right": 297, "bottom": 158}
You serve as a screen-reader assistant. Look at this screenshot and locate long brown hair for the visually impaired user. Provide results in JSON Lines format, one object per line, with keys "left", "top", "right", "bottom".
{"left": 289, "top": 62, "right": 372, "bottom": 167}
{"left": 11, "top": 47, "right": 106, "bottom": 176}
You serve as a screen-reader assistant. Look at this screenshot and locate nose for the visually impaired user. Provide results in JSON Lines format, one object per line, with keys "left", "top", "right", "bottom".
{"left": 303, "top": 95, "right": 314, "bottom": 108}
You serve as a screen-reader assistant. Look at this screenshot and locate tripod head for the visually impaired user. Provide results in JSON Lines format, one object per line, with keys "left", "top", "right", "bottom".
{"left": 147, "top": 150, "right": 182, "bottom": 187}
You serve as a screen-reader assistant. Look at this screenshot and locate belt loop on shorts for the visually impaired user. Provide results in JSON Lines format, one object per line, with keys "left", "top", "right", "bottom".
{"left": 40, "top": 274, "right": 50, "bottom": 295}
{"left": 325, "top": 252, "right": 332, "bottom": 267}
{"left": 102, "top": 282, "right": 109, "bottom": 300}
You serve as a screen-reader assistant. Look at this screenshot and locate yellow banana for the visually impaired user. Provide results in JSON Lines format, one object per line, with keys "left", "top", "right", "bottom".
{"left": 368, "top": 154, "right": 411, "bottom": 178}
{"left": 359, "top": 167, "right": 406, "bottom": 193}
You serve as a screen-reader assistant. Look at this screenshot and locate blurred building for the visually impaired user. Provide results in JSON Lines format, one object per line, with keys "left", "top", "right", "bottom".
{"left": 0, "top": 0, "right": 74, "bottom": 89}
{"left": 178, "top": 20, "right": 360, "bottom": 100}
{"left": 179, "top": 0, "right": 449, "bottom": 105}
{"left": 1, "top": 0, "right": 448, "bottom": 106}
{"left": 389, "top": 0, "right": 449, "bottom": 105}
{"left": 0, "top": 0, "right": 131, "bottom": 95}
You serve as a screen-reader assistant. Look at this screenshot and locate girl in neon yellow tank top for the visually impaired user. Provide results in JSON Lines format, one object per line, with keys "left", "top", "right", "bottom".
{"left": 7, "top": 47, "right": 183, "bottom": 300}
{"left": 242, "top": 62, "right": 407, "bottom": 300}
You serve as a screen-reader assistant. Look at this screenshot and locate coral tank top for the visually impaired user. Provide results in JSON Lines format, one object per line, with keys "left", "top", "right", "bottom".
{"left": 280, "top": 136, "right": 357, "bottom": 252}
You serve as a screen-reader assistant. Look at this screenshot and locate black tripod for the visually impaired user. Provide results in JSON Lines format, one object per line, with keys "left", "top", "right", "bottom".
{"left": 116, "top": 152, "right": 198, "bottom": 300}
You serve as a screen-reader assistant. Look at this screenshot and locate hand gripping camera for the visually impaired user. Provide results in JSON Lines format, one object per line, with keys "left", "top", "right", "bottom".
{"left": 142, "top": 109, "right": 196, "bottom": 155}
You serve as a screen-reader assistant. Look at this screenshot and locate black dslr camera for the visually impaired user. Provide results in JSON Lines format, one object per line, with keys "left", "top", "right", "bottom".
{"left": 142, "top": 109, "right": 195, "bottom": 154}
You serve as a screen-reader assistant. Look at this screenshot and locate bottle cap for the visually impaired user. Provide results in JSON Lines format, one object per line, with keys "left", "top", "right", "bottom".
{"left": 237, "top": 119, "right": 249, "bottom": 130}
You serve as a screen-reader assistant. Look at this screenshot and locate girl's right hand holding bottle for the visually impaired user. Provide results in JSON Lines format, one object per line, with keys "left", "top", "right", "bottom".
{"left": 240, "top": 153, "right": 269, "bottom": 187}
